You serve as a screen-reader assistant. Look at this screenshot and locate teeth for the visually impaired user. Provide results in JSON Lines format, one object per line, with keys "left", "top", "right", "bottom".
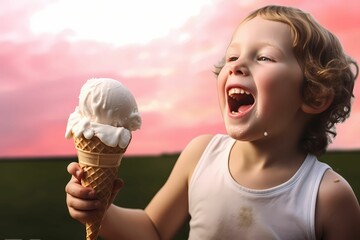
{"left": 229, "top": 88, "right": 240, "bottom": 95}
{"left": 228, "top": 88, "right": 251, "bottom": 99}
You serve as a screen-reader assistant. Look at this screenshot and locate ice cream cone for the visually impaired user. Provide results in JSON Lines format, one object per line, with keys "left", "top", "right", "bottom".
{"left": 65, "top": 78, "right": 141, "bottom": 239}
{"left": 74, "top": 135, "right": 128, "bottom": 240}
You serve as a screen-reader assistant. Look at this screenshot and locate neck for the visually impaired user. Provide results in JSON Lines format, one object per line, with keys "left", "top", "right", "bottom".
{"left": 228, "top": 129, "right": 307, "bottom": 190}
{"left": 231, "top": 127, "right": 306, "bottom": 169}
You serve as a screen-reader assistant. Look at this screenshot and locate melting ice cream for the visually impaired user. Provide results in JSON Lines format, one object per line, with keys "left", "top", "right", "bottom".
{"left": 65, "top": 78, "right": 141, "bottom": 149}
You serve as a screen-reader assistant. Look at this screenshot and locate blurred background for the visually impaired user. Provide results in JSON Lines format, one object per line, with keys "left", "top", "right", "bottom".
{"left": 1, "top": 0, "right": 360, "bottom": 157}
{"left": 0, "top": 0, "right": 359, "bottom": 239}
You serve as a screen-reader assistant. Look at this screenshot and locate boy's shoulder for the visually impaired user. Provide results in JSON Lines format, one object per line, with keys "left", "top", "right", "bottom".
{"left": 176, "top": 134, "right": 214, "bottom": 182}
{"left": 316, "top": 169, "right": 360, "bottom": 239}
{"left": 181, "top": 134, "right": 214, "bottom": 161}
{"left": 188, "top": 134, "right": 215, "bottom": 146}
{"left": 318, "top": 169, "right": 358, "bottom": 208}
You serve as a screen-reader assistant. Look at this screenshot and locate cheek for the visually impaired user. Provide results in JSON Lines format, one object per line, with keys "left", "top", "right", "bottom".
{"left": 217, "top": 69, "right": 228, "bottom": 108}
{"left": 259, "top": 66, "right": 302, "bottom": 95}
{"left": 257, "top": 68, "right": 303, "bottom": 113}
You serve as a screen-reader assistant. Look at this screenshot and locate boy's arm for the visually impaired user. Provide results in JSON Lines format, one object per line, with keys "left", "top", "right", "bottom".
{"left": 145, "top": 134, "right": 213, "bottom": 239}
{"left": 98, "top": 134, "right": 213, "bottom": 240}
{"left": 98, "top": 206, "right": 160, "bottom": 240}
{"left": 316, "top": 169, "right": 360, "bottom": 240}
{"left": 66, "top": 165, "right": 160, "bottom": 240}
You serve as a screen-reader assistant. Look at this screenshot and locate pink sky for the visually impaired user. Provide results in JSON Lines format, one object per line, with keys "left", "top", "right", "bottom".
{"left": 1, "top": 0, "right": 359, "bottom": 157}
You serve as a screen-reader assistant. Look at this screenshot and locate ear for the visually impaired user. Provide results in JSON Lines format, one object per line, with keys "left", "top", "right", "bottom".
{"left": 301, "top": 93, "right": 334, "bottom": 114}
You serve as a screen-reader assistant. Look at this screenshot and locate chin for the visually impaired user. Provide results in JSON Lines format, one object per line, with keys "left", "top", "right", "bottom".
{"left": 225, "top": 125, "right": 245, "bottom": 139}
{"left": 225, "top": 124, "right": 264, "bottom": 142}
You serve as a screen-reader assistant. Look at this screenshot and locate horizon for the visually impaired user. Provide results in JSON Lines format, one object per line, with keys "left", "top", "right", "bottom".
{"left": 1, "top": 149, "right": 360, "bottom": 161}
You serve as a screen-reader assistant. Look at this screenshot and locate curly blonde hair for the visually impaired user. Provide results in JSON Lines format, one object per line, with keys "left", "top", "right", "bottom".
{"left": 214, "top": 5, "right": 358, "bottom": 156}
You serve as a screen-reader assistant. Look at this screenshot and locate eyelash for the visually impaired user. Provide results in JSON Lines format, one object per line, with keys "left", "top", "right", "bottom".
{"left": 257, "top": 56, "right": 274, "bottom": 62}
{"left": 226, "top": 56, "right": 238, "bottom": 62}
{"left": 226, "top": 56, "right": 274, "bottom": 63}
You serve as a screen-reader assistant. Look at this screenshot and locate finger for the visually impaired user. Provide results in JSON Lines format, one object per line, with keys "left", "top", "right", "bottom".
{"left": 109, "top": 178, "right": 124, "bottom": 205}
{"left": 67, "top": 206, "right": 100, "bottom": 224}
{"left": 67, "top": 162, "right": 84, "bottom": 181}
{"left": 65, "top": 178, "right": 96, "bottom": 200}
{"left": 67, "top": 193, "right": 101, "bottom": 211}
{"left": 113, "top": 178, "right": 124, "bottom": 192}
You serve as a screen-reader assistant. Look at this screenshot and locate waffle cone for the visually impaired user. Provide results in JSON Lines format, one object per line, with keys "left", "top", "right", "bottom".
{"left": 74, "top": 135, "right": 128, "bottom": 240}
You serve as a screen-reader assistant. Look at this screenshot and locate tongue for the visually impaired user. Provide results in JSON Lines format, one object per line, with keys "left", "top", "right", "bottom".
{"left": 238, "top": 104, "right": 252, "bottom": 113}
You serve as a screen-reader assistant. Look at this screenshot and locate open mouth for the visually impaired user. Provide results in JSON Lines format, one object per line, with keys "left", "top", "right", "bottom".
{"left": 228, "top": 87, "right": 255, "bottom": 115}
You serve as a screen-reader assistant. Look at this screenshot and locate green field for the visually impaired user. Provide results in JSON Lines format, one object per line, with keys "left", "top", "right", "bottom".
{"left": 0, "top": 151, "right": 359, "bottom": 240}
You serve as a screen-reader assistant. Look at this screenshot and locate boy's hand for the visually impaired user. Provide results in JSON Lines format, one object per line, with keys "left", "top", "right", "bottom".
{"left": 65, "top": 162, "right": 123, "bottom": 224}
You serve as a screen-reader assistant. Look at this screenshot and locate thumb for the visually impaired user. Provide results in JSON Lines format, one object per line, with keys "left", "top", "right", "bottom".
{"left": 108, "top": 178, "right": 124, "bottom": 206}
{"left": 67, "top": 162, "right": 84, "bottom": 182}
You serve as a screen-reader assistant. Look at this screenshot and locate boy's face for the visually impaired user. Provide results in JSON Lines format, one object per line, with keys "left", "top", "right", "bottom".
{"left": 217, "top": 16, "right": 305, "bottom": 141}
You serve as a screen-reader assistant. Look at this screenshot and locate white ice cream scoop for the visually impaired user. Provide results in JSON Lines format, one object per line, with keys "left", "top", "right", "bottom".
{"left": 65, "top": 78, "right": 141, "bottom": 148}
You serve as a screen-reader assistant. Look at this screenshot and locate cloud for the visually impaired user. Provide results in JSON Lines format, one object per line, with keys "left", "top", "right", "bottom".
{"left": 1, "top": 0, "right": 359, "bottom": 157}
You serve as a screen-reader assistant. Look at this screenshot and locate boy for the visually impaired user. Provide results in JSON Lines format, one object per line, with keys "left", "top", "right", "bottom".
{"left": 66, "top": 5, "right": 360, "bottom": 239}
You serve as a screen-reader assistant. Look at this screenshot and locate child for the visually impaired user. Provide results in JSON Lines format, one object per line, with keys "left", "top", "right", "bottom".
{"left": 65, "top": 5, "right": 360, "bottom": 240}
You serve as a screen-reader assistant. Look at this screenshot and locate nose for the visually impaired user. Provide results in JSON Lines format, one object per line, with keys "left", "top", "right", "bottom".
{"left": 229, "top": 59, "right": 249, "bottom": 76}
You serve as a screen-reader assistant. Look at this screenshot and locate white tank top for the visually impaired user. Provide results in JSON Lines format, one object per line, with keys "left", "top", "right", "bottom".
{"left": 188, "top": 134, "right": 330, "bottom": 240}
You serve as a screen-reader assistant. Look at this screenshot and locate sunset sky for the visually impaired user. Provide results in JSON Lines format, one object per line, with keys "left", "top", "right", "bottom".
{"left": 1, "top": 0, "right": 359, "bottom": 157}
